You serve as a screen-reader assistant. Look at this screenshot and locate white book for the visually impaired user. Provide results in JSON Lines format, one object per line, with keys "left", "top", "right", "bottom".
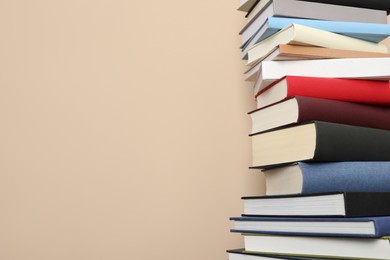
{"left": 244, "top": 234, "right": 390, "bottom": 260}
{"left": 247, "top": 24, "right": 388, "bottom": 66}
{"left": 253, "top": 58, "right": 390, "bottom": 95}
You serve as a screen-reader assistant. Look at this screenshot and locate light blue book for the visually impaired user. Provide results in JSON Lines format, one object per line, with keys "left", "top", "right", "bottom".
{"left": 263, "top": 162, "right": 390, "bottom": 196}
{"left": 242, "top": 17, "right": 390, "bottom": 59}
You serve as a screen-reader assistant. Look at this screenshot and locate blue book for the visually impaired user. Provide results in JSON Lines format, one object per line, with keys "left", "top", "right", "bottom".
{"left": 264, "top": 162, "right": 390, "bottom": 196}
{"left": 228, "top": 249, "right": 331, "bottom": 260}
{"left": 230, "top": 216, "right": 390, "bottom": 238}
{"left": 242, "top": 17, "right": 390, "bottom": 59}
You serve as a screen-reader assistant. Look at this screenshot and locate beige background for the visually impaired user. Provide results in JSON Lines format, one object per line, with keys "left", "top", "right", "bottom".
{"left": 0, "top": 1, "right": 264, "bottom": 259}
{"left": 1, "top": 1, "right": 389, "bottom": 259}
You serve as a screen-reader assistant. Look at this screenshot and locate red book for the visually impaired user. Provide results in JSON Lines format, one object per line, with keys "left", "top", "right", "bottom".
{"left": 249, "top": 96, "right": 390, "bottom": 134}
{"left": 255, "top": 76, "right": 390, "bottom": 109}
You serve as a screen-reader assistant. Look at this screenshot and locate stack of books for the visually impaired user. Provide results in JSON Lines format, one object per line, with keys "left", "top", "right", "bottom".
{"left": 229, "top": 0, "right": 390, "bottom": 259}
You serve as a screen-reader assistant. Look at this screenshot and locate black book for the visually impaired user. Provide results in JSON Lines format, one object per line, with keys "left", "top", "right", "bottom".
{"left": 251, "top": 121, "right": 390, "bottom": 169}
{"left": 227, "top": 249, "right": 330, "bottom": 260}
{"left": 242, "top": 192, "right": 390, "bottom": 217}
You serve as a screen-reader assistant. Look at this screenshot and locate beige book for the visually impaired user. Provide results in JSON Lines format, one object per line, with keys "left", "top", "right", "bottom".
{"left": 247, "top": 23, "right": 389, "bottom": 66}
{"left": 274, "top": 44, "right": 390, "bottom": 60}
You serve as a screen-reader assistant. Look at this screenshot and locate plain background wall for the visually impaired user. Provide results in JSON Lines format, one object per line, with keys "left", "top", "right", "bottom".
{"left": 1, "top": 2, "right": 389, "bottom": 260}
{"left": 0, "top": 1, "right": 265, "bottom": 259}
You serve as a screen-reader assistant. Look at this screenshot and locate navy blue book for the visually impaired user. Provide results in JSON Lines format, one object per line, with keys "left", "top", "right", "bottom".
{"left": 230, "top": 216, "right": 390, "bottom": 238}
{"left": 263, "top": 162, "right": 390, "bottom": 196}
{"left": 227, "top": 249, "right": 330, "bottom": 260}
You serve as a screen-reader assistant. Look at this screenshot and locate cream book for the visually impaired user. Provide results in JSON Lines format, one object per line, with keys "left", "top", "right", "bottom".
{"left": 247, "top": 24, "right": 389, "bottom": 66}
{"left": 243, "top": 234, "right": 390, "bottom": 260}
{"left": 253, "top": 58, "right": 390, "bottom": 95}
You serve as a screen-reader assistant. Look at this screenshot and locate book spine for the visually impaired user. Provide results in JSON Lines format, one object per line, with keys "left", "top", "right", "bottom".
{"left": 295, "top": 96, "right": 390, "bottom": 130}
{"left": 344, "top": 193, "right": 390, "bottom": 217}
{"left": 313, "top": 122, "right": 390, "bottom": 162}
{"left": 374, "top": 218, "right": 390, "bottom": 237}
{"left": 299, "top": 162, "right": 390, "bottom": 194}
{"left": 287, "top": 77, "right": 390, "bottom": 105}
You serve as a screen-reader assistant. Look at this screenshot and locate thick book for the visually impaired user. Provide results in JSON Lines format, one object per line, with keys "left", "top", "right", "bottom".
{"left": 243, "top": 234, "right": 390, "bottom": 260}
{"left": 242, "top": 192, "right": 390, "bottom": 217}
{"left": 246, "top": 23, "right": 388, "bottom": 66}
{"left": 251, "top": 121, "right": 390, "bottom": 168}
{"left": 239, "top": 0, "right": 387, "bottom": 45}
{"left": 244, "top": 46, "right": 390, "bottom": 82}
{"left": 242, "top": 17, "right": 390, "bottom": 59}
{"left": 255, "top": 76, "right": 390, "bottom": 109}
{"left": 249, "top": 96, "right": 390, "bottom": 134}
{"left": 253, "top": 58, "right": 390, "bottom": 95}
{"left": 263, "top": 162, "right": 390, "bottom": 196}
{"left": 231, "top": 215, "right": 390, "bottom": 237}
{"left": 228, "top": 249, "right": 331, "bottom": 260}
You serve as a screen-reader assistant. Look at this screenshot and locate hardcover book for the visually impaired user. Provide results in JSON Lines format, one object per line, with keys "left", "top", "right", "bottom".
{"left": 263, "top": 162, "right": 390, "bottom": 196}
{"left": 243, "top": 234, "right": 390, "bottom": 260}
{"left": 231, "top": 215, "right": 390, "bottom": 237}
{"left": 249, "top": 96, "right": 390, "bottom": 134}
{"left": 242, "top": 17, "right": 390, "bottom": 59}
{"left": 246, "top": 24, "right": 388, "bottom": 65}
{"left": 253, "top": 58, "right": 390, "bottom": 95}
{"left": 239, "top": 0, "right": 387, "bottom": 44}
{"left": 297, "top": 0, "right": 390, "bottom": 12}
{"left": 251, "top": 121, "right": 390, "bottom": 168}
{"left": 242, "top": 192, "right": 390, "bottom": 217}
{"left": 244, "top": 46, "right": 390, "bottom": 82}
{"left": 228, "top": 249, "right": 331, "bottom": 260}
{"left": 255, "top": 76, "right": 390, "bottom": 109}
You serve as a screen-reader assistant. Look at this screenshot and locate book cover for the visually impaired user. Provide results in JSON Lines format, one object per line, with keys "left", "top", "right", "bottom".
{"left": 250, "top": 96, "right": 390, "bottom": 134}
{"left": 264, "top": 162, "right": 390, "bottom": 196}
{"left": 244, "top": 46, "right": 390, "bottom": 82}
{"left": 239, "top": 0, "right": 387, "bottom": 45}
{"left": 298, "top": 0, "right": 390, "bottom": 13}
{"left": 251, "top": 121, "right": 390, "bottom": 168}
{"left": 247, "top": 24, "right": 388, "bottom": 66}
{"left": 228, "top": 249, "right": 328, "bottom": 260}
{"left": 254, "top": 58, "right": 390, "bottom": 94}
{"left": 242, "top": 192, "right": 390, "bottom": 217}
{"left": 255, "top": 76, "right": 390, "bottom": 108}
{"left": 231, "top": 215, "right": 390, "bottom": 237}
{"left": 237, "top": 0, "right": 259, "bottom": 12}
{"left": 243, "top": 234, "right": 390, "bottom": 259}
{"left": 241, "top": 17, "right": 390, "bottom": 59}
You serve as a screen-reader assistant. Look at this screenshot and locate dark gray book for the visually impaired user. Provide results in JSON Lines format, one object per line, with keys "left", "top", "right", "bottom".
{"left": 228, "top": 249, "right": 331, "bottom": 260}
{"left": 240, "top": 0, "right": 388, "bottom": 44}
{"left": 299, "top": 0, "right": 390, "bottom": 12}
{"left": 251, "top": 121, "right": 390, "bottom": 169}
